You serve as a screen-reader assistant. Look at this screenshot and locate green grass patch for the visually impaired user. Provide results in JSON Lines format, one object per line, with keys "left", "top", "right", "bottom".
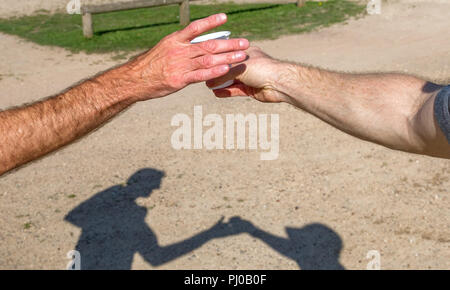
{"left": 0, "top": 1, "right": 364, "bottom": 53}
{"left": 23, "top": 222, "right": 33, "bottom": 230}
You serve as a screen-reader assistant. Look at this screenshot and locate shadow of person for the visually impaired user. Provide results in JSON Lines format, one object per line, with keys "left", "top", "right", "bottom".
{"left": 228, "top": 217, "right": 345, "bottom": 270}
{"left": 64, "top": 168, "right": 239, "bottom": 270}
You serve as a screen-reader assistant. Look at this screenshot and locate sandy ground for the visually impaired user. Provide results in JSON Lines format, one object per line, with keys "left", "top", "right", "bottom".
{"left": 0, "top": 1, "right": 449, "bottom": 269}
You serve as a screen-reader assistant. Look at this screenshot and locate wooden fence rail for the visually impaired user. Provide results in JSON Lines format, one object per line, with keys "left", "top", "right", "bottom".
{"left": 81, "top": 0, "right": 192, "bottom": 38}
{"left": 80, "top": 0, "right": 307, "bottom": 38}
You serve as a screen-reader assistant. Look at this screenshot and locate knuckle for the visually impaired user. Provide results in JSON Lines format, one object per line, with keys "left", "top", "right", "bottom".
{"left": 182, "top": 74, "right": 192, "bottom": 84}
{"left": 207, "top": 16, "right": 215, "bottom": 27}
{"left": 200, "top": 55, "right": 214, "bottom": 68}
{"left": 167, "top": 47, "right": 186, "bottom": 59}
{"left": 166, "top": 75, "right": 182, "bottom": 90}
{"left": 187, "top": 45, "right": 200, "bottom": 56}
{"left": 227, "top": 52, "right": 235, "bottom": 63}
{"left": 161, "top": 67, "right": 180, "bottom": 89}
{"left": 187, "top": 21, "right": 200, "bottom": 35}
{"left": 194, "top": 70, "right": 207, "bottom": 82}
{"left": 233, "top": 39, "right": 242, "bottom": 50}
{"left": 201, "top": 40, "right": 217, "bottom": 53}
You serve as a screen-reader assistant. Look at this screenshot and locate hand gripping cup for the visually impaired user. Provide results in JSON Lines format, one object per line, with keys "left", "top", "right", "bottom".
{"left": 191, "top": 31, "right": 235, "bottom": 90}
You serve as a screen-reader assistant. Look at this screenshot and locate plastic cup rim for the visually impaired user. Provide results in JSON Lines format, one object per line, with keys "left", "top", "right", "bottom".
{"left": 190, "top": 31, "right": 231, "bottom": 44}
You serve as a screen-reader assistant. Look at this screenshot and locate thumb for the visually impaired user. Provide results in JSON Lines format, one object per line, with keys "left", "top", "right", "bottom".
{"left": 213, "top": 83, "right": 255, "bottom": 98}
{"left": 206, "top": 63, "right": 247, "bottom": 89}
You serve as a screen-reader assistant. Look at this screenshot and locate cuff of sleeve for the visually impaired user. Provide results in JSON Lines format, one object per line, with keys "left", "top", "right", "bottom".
{"left": 434, "top": 85, "right": 450, "bottom": 144}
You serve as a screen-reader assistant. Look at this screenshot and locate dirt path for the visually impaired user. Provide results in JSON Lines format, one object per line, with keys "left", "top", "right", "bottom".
{"left": 0, "top": 1, "right": 449, "bottom": 269}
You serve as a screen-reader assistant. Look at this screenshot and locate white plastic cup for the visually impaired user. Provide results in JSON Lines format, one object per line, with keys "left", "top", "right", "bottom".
{"left": 191, "top": 31, "right": 234, "bottom": 90}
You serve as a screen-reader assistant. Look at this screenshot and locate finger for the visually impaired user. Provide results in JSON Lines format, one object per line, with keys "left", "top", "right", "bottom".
{"left": 189, "top": 38, "right": 249, "bottom": 57}
{"left": 177, "top": 13, "right": 227, "bottom": 42}
{"left": 213, "top": 83, "right": 253, "bottom": 98}
{"left": 193, "top": 51, "right": 247, "bottom": 69}
{"left": 184, "top": 64, "right": 230, "bottom": 84}
{"left": 205, "top": 63, "right": 247, "bottom": 88}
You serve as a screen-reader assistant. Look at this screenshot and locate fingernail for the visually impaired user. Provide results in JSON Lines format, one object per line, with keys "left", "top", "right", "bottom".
{"left": 239, "top": 39, "right": 249, "bottom": 48}
{"left": 219, "top": 65, "right": 229, "bottom": 73}
{"left": 234, "top": 51, "right": 245, "bottom": 60}
{"left": 217, "top": 13, "right": 227, "bottom": 22}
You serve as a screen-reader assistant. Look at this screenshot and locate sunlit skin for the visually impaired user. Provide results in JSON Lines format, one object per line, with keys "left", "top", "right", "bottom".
{"left": 208, "top": 47, "right": 450, "bottom": 159}
{"left": 0, "top": 14, "right": 250, "bottom": 175}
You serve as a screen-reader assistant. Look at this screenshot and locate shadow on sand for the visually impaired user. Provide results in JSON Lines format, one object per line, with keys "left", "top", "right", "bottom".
{"left": 227, "top": 217, "right": 345, "bottom": 270}
{"left": 65, "top": 168, "right": 344, "bottom": 270}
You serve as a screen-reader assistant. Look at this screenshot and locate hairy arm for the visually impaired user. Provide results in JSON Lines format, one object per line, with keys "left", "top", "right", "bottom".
{"left": 0, "top": 68, "right": 135, "bottom": 174}
{"left": 277, "top": 67, "right": 448, "bottom": 157}
{"left": 209, "top": 47, "right": 450, "bottom": 158}
{"left": 0, "top": 14, "right": 249, "bottom": 175}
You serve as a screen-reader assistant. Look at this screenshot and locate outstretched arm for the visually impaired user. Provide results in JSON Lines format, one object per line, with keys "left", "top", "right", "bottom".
{"left": 208, "top": 47, "right": 450, "bottom": 158}
{"left": 0, "top": 14, "right": 249, "bottom": 175}
{"left": 139, "top": 217, "right": 241, "bottom": 266}
{"left": 226, "top": 217, "right": 292, "bottom": 258}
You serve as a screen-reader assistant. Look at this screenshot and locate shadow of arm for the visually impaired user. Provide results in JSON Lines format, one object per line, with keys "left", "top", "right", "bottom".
{"left": 139, "top": 218, "right": 237, "bottom": 267}
{"left": 249, "top": 227, "right": 291, "bottom": 258}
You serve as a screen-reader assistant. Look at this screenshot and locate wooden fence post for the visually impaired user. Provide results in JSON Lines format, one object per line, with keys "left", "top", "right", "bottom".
{"left": 297, "top": 0, "right": 306, "bottom": 8}
{"left": 82, "top": 12, "right": 93, "bottom": 38}
{"left": 179, "top": 0, "right": 190, "bottom": 26}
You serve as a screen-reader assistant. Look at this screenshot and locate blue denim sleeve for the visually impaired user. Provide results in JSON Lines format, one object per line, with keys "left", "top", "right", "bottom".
{"left": 434, "top": 85, "right": 450, "bottom": 144}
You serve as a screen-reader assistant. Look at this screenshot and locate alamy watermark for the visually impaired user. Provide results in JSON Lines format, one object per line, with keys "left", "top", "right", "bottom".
{"left": 66, "top": 0, "right": 81, "bottom": 15}
{"left": 171, "top": 106, "right": 279, "bottom": 160}
{"left": 66, "top": 249, "right": 381, "bottom": 269}
{"left": 367, "top": 0, "right": 382, "bottom": 15}
{"left": 366, "top": 250, "right": 381, "bottom": 270}
{"left": 66, "top": 250, "right": 81, "bottom": 270}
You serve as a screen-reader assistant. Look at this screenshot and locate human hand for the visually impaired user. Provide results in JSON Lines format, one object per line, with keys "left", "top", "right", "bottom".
{"left": 228, "top": 216, "right": 254, "bottom": 232}
{"left": 208, "top": 216, "right": 253, "bottom": 237}
{"left": 118, "top": 13, "right": 250, "bottom": 102}
{"left": 208, "top": 216, "right": 230, "bottom": 237}
{"left": 206, "top": 46, "right": 296, "bottom": 103}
